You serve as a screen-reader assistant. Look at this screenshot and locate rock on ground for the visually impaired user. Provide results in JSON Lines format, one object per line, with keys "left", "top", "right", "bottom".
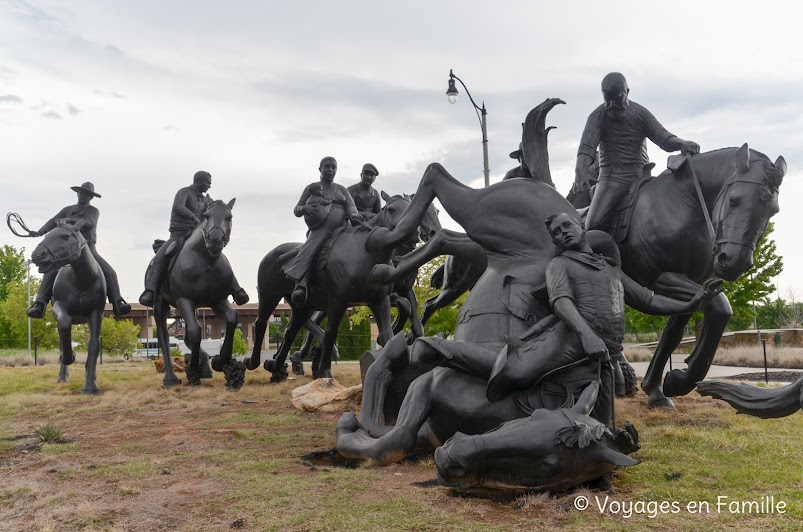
{"left": 291, "top": 378, "right": 362, "bottom": 413}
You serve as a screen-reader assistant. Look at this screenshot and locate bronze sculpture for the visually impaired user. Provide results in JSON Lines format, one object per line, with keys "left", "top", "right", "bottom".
{"left": 435, "top": 381, "right": 641, "bottom": 490}
{"left": 246, "top": 192, "right": 440, "bottom": 381}
{"left": 574, "top": 72, "right": 700, "bottom": 233}
{"left": 27, "top": 182, "right": 130, "bottom": 318}
{"left": 139, "top": 171, "right": 248, "bottom": 308}
{"left": 145, "top": 197, "right": 247, "bottom": 389}
{"left": 337, "top": 212, "right": 719, "bottom": 464}
{"left": 373, "top": 105, "right": 784, "bottom": 409}
{"left": 284, "top": 157, "right": 362, "bottom": 307}
{"left": 29, "top": 225, "right": 107, "bottom": 393}
{"left": 697, "top": 376, "right": 803, "bottom": 419}
{"left": 347, "top": 163, "right": 382, "bottom": 220}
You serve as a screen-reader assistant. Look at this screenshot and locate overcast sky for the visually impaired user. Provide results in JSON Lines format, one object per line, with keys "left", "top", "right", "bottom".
{"left": 1, "top": 0, "right": 802, "bottom": 305}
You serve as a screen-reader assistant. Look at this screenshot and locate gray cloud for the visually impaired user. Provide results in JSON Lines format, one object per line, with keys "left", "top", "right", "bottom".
{"left": 40, "top": 110, "right": 62, "bottom": 119}
{"left": 0, "top": 95, "right": 23, "bottom": 103}
{"left": 67, "top": 103, "right": 80, "bottom": 116}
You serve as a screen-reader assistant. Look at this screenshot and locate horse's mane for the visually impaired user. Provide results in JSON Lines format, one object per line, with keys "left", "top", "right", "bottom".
{"left": 680, "top": 147, "right": 782, "bottom": 199}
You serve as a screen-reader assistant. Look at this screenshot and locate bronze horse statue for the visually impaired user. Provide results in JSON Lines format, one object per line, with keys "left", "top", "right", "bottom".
{"left": 336, "top": 101, "right": 785, "bottom": 462}
{"left": 30, "top": 225, "right": 106, "bottom": 393}
{"left": 245, "top": 193, "right": 440, "bottom": 381}
{"left": 148, "top": 198, "right": 247, "bottom": 389}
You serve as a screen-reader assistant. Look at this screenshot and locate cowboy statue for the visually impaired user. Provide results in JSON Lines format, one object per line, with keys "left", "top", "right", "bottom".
{"left": 26, "top": 182, "right": 131, "bottom": 318}
{"left": 574, "top": 72, "right": 700, "bottom": 233}
{"left": 138, "top": 170, "right": 249, "bottom": 307}
{"left": 347, "top": 163, "right": 381, "bottom": 220}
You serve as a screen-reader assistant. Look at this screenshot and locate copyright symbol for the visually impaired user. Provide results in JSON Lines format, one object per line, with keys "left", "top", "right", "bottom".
{"left": 574, "top": 495, "right": 589, "bottom": 511}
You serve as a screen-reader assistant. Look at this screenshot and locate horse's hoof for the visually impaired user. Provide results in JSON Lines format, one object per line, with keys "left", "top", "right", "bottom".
{"left": 643, "top": 385, "right": 676, "bottom": 409}
{"left": 223, "top": 361, "right": 246, "bottom": 390}
{"left": 81, "top": 387, "right": 101, "bottom": 395}
{"left": 336, "top": 412, "right": 361, "bottom": 433}
{"left": 663, "top": 369, "right": 696, "bottom": 397}
{"left": 315, "top": 368, "right": 333, "bottom": 380}
{"left": 163, "top": 377, "right": 181, "bottom": 388}
{"left": 244, "top": 358, "right": 259, "bottom": 371}
{"left": 56, "top": 377, "right": 68, "bottom": 384}
{"left": 211, "top": 355, "right": 224, "bottom": 372}
{"left": 290, "top": 357, "right": 304, "bottom": 376}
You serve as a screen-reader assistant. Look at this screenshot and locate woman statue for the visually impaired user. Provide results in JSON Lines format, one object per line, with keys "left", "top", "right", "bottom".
{"left": 284, "top": 156, "right": 361, "bottom": 305}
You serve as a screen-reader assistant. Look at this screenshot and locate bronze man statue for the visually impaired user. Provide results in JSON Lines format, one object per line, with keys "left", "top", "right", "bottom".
{"left": 347, "top": 163, "right": 381, "bottom": 220}
{"left": 27, "top": 182, "right": 131, "bottom": 318}
{"left": 575, "top": 72, "right": 700, "bottom": 233}
{"left": 502, "top": 143, "right": 535, "bottom": 181}
{"left": 139, "top": 171, "right": 248, "bottom": 307}
{"left": 284, "top": 157, "right": 361, "bottom": 306}
{"left": 486, "top": 214, "right": 721, "bottom": 403}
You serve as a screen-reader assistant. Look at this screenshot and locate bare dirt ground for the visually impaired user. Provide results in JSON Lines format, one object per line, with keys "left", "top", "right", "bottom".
{"left": 0, "top": 364, "right": 561, "bottom": 531}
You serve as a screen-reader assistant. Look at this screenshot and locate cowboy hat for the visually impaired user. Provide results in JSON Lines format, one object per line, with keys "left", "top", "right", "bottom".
{"left": 70, "top": 182, "right": 101, "bottom": 198}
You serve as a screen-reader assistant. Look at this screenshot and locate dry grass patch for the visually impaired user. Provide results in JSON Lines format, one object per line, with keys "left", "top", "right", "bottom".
{"left": 0, "top": 363, "right": 801, "bottom": 531}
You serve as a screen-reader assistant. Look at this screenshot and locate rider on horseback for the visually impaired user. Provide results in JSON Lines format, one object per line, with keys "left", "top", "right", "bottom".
{"left": 284, "top": 156, "right": 362, "bottom": 306}
{"left": 138, "top": 171, "right": 249, "bottom": 308}
{"left": 27, "top": 182, "right": 131, "bottom": 318}
{"left": 347, "top": 163, "right": 381, "bottom": 220}
{"left": 575, "top": 72, "right": 700, "bottom": 233}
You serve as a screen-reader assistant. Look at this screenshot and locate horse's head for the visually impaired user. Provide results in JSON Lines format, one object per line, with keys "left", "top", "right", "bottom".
{"left": 376, "top": 191, "right": 441, "bottom": 244}
{"left": 408, "top": 193, "right": 441, "bottom": 243}
{"left": 712, "top": 144, "right": 785, "bottom": 281}
{"left": 200, "top": 198, "right": 235, "bottom": 257}
{"left": 31, "top": 224, "right": 87, "bottom": 274}
{"left": 434, "top": 382, "right": 640, "bottom": 490}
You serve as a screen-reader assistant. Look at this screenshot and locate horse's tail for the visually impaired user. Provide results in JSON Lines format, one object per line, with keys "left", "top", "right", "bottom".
{"left": 696, "top": 376, "right": 803, "bottom": 419}
{"left": 522, "top": 98, "right": 565, "bottom": 187}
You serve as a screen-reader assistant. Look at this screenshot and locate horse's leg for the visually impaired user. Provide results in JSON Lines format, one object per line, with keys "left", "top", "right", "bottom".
{"left": 421, "top": 257, "right": 481, "bottom": 326}
{"left": 370, "top": 230, "right": 485, "bottom": 286}
{"left": 366, "top": 164, "right": 477, "bottom": 254}
{"left": 315, "top": 300, "right": 348, "bottom": 379}
{"left": 53, "top": 301, "right": 75, "bottom": 382}
{"left": 291, "top": 311, "right": 325, "bottom": 375}
{"left": 337, "top": 368, "right": 439, "bottom": 464}
{"left": 246, "top": 294, "right": 280, "bottom": 371}
{"left": 370, "top": 296, "right": 394, "bottom": 348}
{"left": 155, "top": 297, "right": 180, "bottom": 387}
{"left": 82, "top": 310, "right": 102, "bottom": 394}
{"left": 266, "top": 306, "right": 313, "bottom": 382}
{"left": 642, "top": 314, "right": 691, "bottom": 408}
{"left": 300, "top": 311, "right": 326, "bottom": 360}
{"left": 664, "top": 291, "right": 732, "bottom": 397}
{"left": 52, "top": 302, "right": 73, "bottom": 383}
{"left": 390, "top": 293, "right": 411, "bottom": 336}
{"left": 640, "top": 272, "right": 698, "bottom": 408}
{"left": 176, "top": 298, "right": 202, "bottom": 386}
{"left": 210, "top": 299, "right": 245, "bottom": 390}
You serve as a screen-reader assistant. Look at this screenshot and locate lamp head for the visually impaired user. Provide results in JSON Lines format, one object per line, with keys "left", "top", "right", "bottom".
{"left": 446, "top": 71, "right": 458, "bottom": 104}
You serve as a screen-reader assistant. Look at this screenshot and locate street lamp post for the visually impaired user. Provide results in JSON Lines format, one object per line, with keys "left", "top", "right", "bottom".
{"left": 26, "top": 259, "right": 31, "bottom": 358}
{"left": 446, "top": 69, "right": 490, "bottom": 187}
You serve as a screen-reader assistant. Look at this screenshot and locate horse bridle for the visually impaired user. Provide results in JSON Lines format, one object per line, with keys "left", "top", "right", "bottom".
{"left": 200, "top": 207, "right": 232, "bottom": 246}
{"left": 38, "top": 228, "right": 86, "bottom": 267}
{"left": 688, "top": 156, "right": 767, "bottom": 254}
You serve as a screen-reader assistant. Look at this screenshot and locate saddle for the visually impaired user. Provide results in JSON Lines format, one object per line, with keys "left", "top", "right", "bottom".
{"left": 152, "top": 235, "right": 189, "bottom": 274}
{"left": 579, "top": 162, "right": 656, "bottom": 243}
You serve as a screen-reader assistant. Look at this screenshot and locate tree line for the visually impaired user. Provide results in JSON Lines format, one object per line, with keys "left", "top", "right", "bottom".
{"left": 0, "top": 244, "right": 139, "bottom": 356}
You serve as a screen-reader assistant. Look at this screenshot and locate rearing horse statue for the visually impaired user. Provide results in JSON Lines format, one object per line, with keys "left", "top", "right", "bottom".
{"left": 30, "top": 225, "right": 106, "bottom": 394}
{"left": 148, "top": 198, "right": 247, "bottom": 389}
